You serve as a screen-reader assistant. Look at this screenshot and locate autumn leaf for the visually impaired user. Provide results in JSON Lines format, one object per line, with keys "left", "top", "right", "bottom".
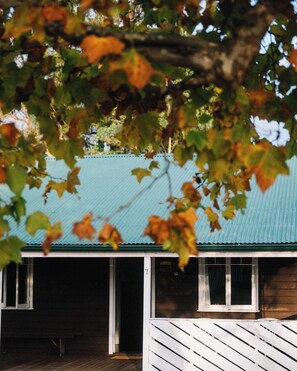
{"left": 41, "top": 4, "right": 67, "bottom": 25}
{"left": 25, "top": 211, "right": 50, "bottom": 237}
{"left": 131, "top": 167, "right": 151, "bottom": 183}
{"left": 222, "top": 204, "right": 236, "bottom": 220}
{"left": 237, "top": 141, "right": 289, "bottom": 192}
{"left": 248, "top": 89, "right": 274, "bottom": 109}
{"left": 0, "top": 123, "right": 21, "bottom": 146}
{"left": 182, "top": 181, "right": 202, "bottom": 206}
{"left": 110, "top": 50, "right": 157, "bottom": 89}
{"left": 0, "top": 165, "right": 6, "bottom": 183}
{"left": 289, "top": 49, "right": 297, "bottom": 72}
{"left": 98, "top": 223, "right": 123, "bottom": 250}
{"left": 144, "top": 216, "right": 170, "bottom": 244}
{"left": 81, "top": 35, "right": 125, "bottom": 63}
{"left": 73, "top": 213, "right": 96, "bottom": 240}
{"left": 205, "top": 207, "right": 222, "bottom": 232}
{"left": 42, "top": 222, "right": 63, "bottom": 255}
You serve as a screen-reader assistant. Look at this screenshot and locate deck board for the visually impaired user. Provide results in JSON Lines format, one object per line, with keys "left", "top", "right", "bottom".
{"left": 1, "top": 352, "right": 142, "bottom": 370}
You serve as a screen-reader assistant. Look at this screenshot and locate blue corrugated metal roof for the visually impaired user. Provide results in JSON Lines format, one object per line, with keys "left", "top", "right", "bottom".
{"left": 8, "top": 154, "right": 297, "bottom": 250}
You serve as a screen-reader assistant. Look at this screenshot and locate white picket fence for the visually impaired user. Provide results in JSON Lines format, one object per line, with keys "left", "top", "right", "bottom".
{"left": 147, "top": 319, "right": 297, "bottom": 371}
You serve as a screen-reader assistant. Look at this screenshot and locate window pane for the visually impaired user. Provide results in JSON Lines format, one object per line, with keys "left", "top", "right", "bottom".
{"left": 18, "top": 263, "right": 28, "bottom": 305}
{"left": 6, "top": 263, "right": 16, "bottom": 307}
{"left": 231, "top": 265, "right": 252, "bottom": 305}
{"left": 207, "top": 264, "right": 226, "bottom": 305}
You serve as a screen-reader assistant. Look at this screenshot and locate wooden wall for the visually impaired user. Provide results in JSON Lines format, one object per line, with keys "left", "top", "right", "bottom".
{"left": 2, "top": 258, "right": 109, "bottom": 354}
{"left": 155, "top": 257, "right": 297, "bottom": 320}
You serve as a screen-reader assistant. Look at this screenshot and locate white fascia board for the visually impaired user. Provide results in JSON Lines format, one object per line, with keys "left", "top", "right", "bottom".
{"left": 22, "top": 250, "right": 297, "bottom": 258}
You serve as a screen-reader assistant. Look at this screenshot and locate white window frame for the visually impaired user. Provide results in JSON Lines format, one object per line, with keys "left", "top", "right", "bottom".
{"left": 1, "top": 258, "right": 34, "bottom": 310}
{"left": 198, "top": 257, "right": 258, "bottom": 312}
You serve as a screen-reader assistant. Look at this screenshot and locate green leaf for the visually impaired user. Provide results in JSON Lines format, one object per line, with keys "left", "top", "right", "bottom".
{"left": 51, "top": 139, "right": 84, "bottom": 169}
{"left": 186, "top": 131, "right": 207, "bottom": 151}
{"left": 6, "top": 166, "right": 28, "bottom": 195}
{"left": 0, "top": 236, "right": 25, "bottom": 270}
{"left": 149, "top": 161, "right": 159, "bottom": 171}
{"left": 25, "top": 211, "right": 51, "bottom": 237}
{"left": 131, "top": 167, "right": 151, "bottom": 183}
{"left": 230, "top": 194, "right": 247, "bottom": 210}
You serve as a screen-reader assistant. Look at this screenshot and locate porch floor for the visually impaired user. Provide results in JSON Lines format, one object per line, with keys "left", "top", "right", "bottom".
{"left": 1, "top": 351, "right": 142, "bottom": 370}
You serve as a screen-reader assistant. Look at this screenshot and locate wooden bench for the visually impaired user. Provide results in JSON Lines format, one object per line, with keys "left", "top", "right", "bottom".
{"left": 2, "top": 330, "right": 82, "bottom": 356}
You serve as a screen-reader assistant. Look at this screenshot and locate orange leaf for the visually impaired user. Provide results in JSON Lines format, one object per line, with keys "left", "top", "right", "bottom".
{"left": 98, "top": 223, "right": 123, "bottom": 250}
{"left": 73, "top": 213, "right": 96, "bottom": 240}
{"left": 42, "top": 4, "right": 67, "bottom": 25}
{"left": 144, "top": 216, "right": 170, "bottom": 244}
{"left": 289, "top": 49, "right": 297, "bottom": 72}
{"left": 181, "top": 181, "right": 201, "bottom": 205}
{"left": 248, "top": 89, "right": 274, "bottom": 109}
{"left": 81, "top": 35, "right": 125, "bottom": 64}
{"left": 110, "top": 50, "right": 157, "bottom": 89}
{"left": 0, "top": 123, "right": 21, "bottom": 146}
{"left": 0, "top": 164, "right": 6, "bottom": 183}
{"left": 42, "top": 222, "right": 63, "bottom": 255}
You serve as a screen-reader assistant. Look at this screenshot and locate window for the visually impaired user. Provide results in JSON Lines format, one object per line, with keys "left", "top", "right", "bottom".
{"left": 1, "top": 258, "right": 33, "bottom": 309}
{"left": 198, "top": 258, "right": 258, "bottom": 312}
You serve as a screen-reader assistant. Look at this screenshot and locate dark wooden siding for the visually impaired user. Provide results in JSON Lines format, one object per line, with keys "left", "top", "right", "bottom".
{"left": 155, "top": 257, "right": 297, "bottom": 320}
{"left": 260, "top": 257, "right": 297, "bottom": 319}
{"left": 2, "top": 258, "right": 109, "bottom": 353}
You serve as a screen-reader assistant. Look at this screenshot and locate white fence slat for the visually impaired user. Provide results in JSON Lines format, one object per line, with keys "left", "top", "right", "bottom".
{"left": 148, "top": 319, "right": 297, "bottom": 371}
{"left": 149, "top": 326, "right": 191, "bottom": 370}
{"left": 259, "top": 321, "right": 297, "bottom": 347}
{"left": 236, "top": 322, "right": 297, "bottom": 370}
{"left": 149, "top": 323, "right": 223, "bottom": 371}
{"left": 179, "top": 321, "right": 249, "bottom": 371}
{"left": 194, "top": 320, "right": 279, "bottom": 371}
{"left": 253, "top": 324, "right": 297, "bottom": 360}
{"left": 149, "top": 351, "right": 182, "bottom": 371}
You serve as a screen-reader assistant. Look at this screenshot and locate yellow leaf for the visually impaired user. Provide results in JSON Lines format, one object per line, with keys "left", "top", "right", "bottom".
{"left": 0, "top": 123, "right": 21, "bottom": 146}
{"left": 81, "top": 35, "right": 125, "bottom": 63}
{"left": 110, "top": 50, "right": 157, "bottom": 89}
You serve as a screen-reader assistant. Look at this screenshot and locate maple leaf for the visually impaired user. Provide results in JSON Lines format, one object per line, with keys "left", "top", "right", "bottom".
{"left": 0, "top": 123, "right": 21, "bottom": 146}
{"left": 81, "top": 35, "right": 125, "bottom": 64}
{"left": 182, "top": 181, "right": 202, "bottom": 206}
{"left": 131, "top": 167, "right": 151, "bottom": 183}
{"left": 0, "top": 165, "right": 6, "bottom": 183}
{"left": 144, "top": 216, "right": 170, "bottom": 244}
{"left": 98, "top": 223, "right": 123, "bottom": 250}
{"left": 41, "top": 4, "right": 67, "bottom": 25}
{"left": 205, "top": 207, "right": 222, "bottom": 232}
{"left": 73, "top": 213, "right": 96, "bottom": 240}
{"left": 42, "top": 222, "right": 63, "bottom": 255}
{"left": 248, "top": 89, "right": 274, "bottom": 109}
{"left": 289, "top": 49, "right": 297, "bottom": 72}
{"left": 110, "top": 50, "right": 157, "bottom": 89}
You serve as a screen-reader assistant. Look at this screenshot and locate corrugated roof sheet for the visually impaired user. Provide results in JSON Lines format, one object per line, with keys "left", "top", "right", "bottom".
{"left": 7, "top": 154, "right": 297, "bottom": 249}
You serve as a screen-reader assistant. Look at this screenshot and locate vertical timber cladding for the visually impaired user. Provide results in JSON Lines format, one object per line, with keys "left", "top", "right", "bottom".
{"left": 2, "top": 258, "right": 109, "bottom": 353}
{"left": 261, "top": 257, "right": 297, "bottom": 319}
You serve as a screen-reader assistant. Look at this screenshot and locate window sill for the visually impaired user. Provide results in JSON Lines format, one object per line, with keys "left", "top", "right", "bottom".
{"left": 1, "top": 307, "right": 34, "bottom": 310}
{"left": 197, "top": 308, "right": 260, "bottom": 313}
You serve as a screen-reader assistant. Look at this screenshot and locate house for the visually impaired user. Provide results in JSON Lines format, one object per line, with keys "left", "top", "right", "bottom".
{"left": 1, "top": 154, "right": 297, "bottom": 370}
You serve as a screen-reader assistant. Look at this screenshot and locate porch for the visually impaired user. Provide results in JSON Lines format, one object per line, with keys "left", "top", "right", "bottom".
{"left": 1, "top": 351, "right": 142, "bottom": 370}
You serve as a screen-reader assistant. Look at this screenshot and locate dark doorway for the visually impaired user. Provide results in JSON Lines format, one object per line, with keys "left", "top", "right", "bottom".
{"left": 116, "top": 258, "right": 143, "bottom": 353}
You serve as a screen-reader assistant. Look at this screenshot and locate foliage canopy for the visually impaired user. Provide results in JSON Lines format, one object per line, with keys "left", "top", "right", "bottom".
{"left": 0, "top": 0, "right": 296, "bottom": 268}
